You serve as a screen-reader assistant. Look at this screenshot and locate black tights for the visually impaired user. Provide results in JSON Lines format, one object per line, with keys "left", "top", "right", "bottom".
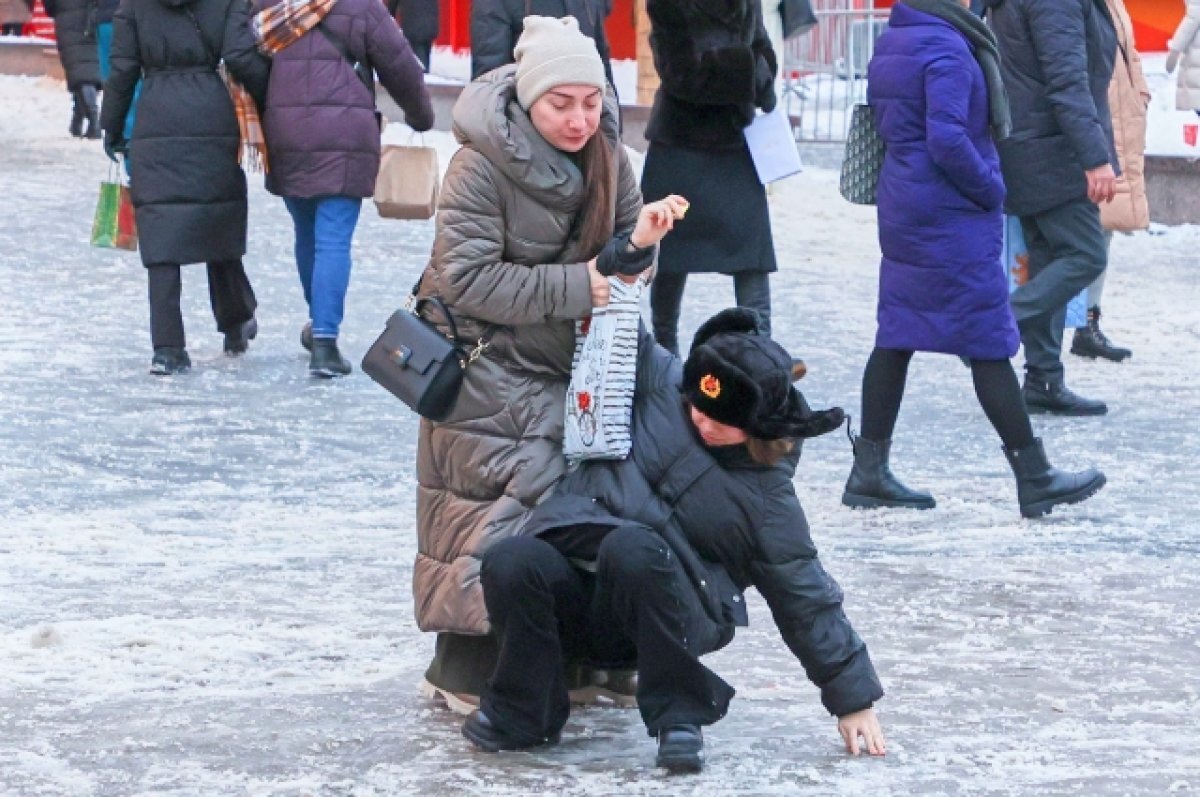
{"left": 860, "top": 348, "right": 1035, "bottom": 450}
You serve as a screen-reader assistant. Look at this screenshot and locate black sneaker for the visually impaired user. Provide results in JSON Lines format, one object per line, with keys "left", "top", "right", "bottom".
{"left": 309, "top": 338, "right": 352, "bottom": 378}
{"left": 656, "top": 724, "right": 704, "bottom": 773}
{"left": 461, "top": 710, "right": 558, "bottom": 753}
{"left": 223, "top": 317, "right": 258, "bottom": 356}
{"left": 1022, "top": 379, "right": 1107, "bottom": 416}
{"left": 150, "top": 347, "right": 191, "bottom": 376}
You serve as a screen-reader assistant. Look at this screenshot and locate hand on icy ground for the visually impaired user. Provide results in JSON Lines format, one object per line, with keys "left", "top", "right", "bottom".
{"left": 837, "top": 707, "right": 887, "bottom": 756}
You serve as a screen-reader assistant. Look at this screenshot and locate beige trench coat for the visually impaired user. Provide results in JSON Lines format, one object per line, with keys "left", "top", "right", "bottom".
{"left": 413, "top": 66, "right": 644, "bottom": 635}
{"left": 1101, "top": 0, "right": 1150, "bottom": 232}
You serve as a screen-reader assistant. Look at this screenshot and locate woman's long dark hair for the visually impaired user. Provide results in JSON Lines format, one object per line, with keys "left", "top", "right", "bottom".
{"left": 575, "top": 131, "right": 616, "bottom": 258}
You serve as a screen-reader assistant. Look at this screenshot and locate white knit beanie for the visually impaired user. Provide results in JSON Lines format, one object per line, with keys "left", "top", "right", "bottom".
{"left": 514, "top": 15, "right": 607, "bottom": 110}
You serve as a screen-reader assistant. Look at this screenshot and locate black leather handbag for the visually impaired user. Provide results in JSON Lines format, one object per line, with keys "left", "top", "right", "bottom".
{"left": 361, "top": 294, "right": 492, "bottom": 422}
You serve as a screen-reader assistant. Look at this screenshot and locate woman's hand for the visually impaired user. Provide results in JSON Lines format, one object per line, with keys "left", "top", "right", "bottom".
{"left": 587, "top": 258, "right": 610, "bottom": 307}
{"left": 837, "top": 707, "right": 886, "bottom": 756}
{"left": 631, "top": 194, "right": 690, "bottom": 249}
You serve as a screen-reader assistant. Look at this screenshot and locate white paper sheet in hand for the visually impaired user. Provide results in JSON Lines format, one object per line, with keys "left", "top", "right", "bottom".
{"left": 745, "top": 105, "right": 803, "bottom": 185}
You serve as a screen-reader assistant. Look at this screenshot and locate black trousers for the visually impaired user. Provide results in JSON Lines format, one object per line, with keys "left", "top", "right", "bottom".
{"left": 650, "top": 271, "right": 771, "bottom": 355}
{"left": 480, "top": 526, "right": 734, "bottom": 744}
{"left": 147, "top": 261, "right": 257, "bottom": 349}
{"left": 1012, "top": 198, "right": 1107, "bottom": 383}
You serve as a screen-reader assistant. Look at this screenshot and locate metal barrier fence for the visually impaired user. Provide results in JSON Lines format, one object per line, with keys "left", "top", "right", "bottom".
{"left": 781, "top": 0, "right": 890, "bottom": 143}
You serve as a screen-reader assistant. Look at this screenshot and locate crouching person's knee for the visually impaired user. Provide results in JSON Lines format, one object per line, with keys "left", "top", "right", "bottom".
{"left": 596, "top": 524, "right": 670, "bottom": 590}
{"left": 480, "top": 536, "right": 556, "bottom": 598}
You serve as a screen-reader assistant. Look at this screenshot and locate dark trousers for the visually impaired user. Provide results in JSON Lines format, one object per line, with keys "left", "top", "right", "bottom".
{"left": 480, "top": 526, "right": 734, "bottom": 744}
{"left": 1013, "top": 198, "right": 1107, "bottom": 383}
{"left": 406, "top": 38, "right": 432, "bottom": 72}
{"left": 650, "top": 271, "right": 771, "bottom": 355}
{"left": 860, "top": 347, "right": 1035, "bottom": 450}
{"left": 1, "top": 23, "right": 24, "bottom": 35}
{"left": 147, "top": 261, "right": 257, "bottom": 349}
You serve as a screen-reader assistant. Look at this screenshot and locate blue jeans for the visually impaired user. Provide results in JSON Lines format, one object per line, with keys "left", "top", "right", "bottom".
{"left": 283, "top": 196, "right": 362, "bottom": 339}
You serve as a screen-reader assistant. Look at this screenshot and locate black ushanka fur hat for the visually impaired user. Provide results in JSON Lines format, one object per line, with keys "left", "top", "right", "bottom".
{"left": 681, "top": 309, "right": 846, "bottom": 440}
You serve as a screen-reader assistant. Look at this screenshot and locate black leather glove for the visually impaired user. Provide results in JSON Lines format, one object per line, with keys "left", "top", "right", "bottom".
{"left": 103, "top": 138, "right": 127, "bottom": 163}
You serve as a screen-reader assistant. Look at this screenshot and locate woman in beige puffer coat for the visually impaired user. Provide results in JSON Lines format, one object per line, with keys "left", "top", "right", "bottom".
{"left": 1070, "top": 0, "right": 1148, "bottom": 362}
{"left": 413, "top": 18, "right": 677, "bottom": 707}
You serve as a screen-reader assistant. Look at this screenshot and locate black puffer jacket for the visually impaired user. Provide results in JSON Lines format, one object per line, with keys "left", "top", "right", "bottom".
{"left": 523, "top": 329, "right": 883, "bottom": 718}
{"left": 99, "top": 0, "right": 269, "bottom": 267}
{"left": 45, "top": 0, "right": 101, "bottom": 89}
{"left": 644, "top": 0, "right": 776, "bottom": 150}
{"left": 469, "top": 0, "right": 613, "bottom": 84}
{"left": 985, "top": 0, "right": 1118, "bottom": 216}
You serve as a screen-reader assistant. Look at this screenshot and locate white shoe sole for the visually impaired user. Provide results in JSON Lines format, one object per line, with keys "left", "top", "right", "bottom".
{"left": 418, "top": 678, "right": 478, "bottom": 716}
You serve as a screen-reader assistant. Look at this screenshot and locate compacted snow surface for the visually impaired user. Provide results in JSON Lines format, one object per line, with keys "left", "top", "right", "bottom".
{"left": 0, "top": 75, "right": 1198, "bottom": 796}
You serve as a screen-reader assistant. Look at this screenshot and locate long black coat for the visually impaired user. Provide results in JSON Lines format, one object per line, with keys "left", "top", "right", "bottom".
{"left": 99, "top": 0, "right": 269, "bottom": 268}
{"left": 469, "top": 0, "right": 613, "bottom": 85}
{"left": 523, "top": 329, "right": 883, "bottom": 718}
{"left": 392, "top": 0, "right": 438, "bottom": 44}
{"left": 644, "top": 0, "right": 776, "bottom": 150}
{"left": 44, "top": 0, "right": 101, "bottom": 90}
{"left": 985, "top": 0, "right": 1118, "bottom": 217}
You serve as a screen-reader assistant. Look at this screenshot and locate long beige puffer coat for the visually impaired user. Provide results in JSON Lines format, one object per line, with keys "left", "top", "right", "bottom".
{"left": 1101, "top": 0, "right": 1150, "bottom": 232}
{"left": 414, "top": 65, "right": 643, "bottom": 635}
{"left": 1170, "top": 0, "right": 1200, "bottom": 111}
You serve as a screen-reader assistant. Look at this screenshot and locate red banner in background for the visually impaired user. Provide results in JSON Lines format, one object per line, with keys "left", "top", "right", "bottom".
{"left": 433, "top": 0, "right": 636, "bottom": 58}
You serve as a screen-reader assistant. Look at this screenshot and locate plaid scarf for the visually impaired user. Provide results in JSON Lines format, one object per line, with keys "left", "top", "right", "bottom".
{"left": 253, "top": 0, "right": 339, "bottom": 56}
{"left": 223, "top": 65, "right": 268, "bottom": 173}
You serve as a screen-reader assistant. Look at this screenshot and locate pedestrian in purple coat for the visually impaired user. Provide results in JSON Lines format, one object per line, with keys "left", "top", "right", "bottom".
{"left": 840, "top": 0, "right": 1106, "bottom": 519}
{"left": 255, "top": 0, "right": 434, "bottom": 377}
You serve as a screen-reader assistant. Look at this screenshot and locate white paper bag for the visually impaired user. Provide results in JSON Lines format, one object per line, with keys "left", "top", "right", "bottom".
{"left": 563, "top": 278, "right": 643, "bottom": 462}
{"left": 745, "top": 105, "right": 803, "bottom": 184}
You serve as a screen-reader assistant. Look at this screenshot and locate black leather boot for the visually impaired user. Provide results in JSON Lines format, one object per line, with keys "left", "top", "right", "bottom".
{"left": 68, "top": 89, "right": 85, "bottom": 138}
{"left": 1022, "top": 378, "right": 1107, "bottom": 416}
{"left": 223, "top": 317, "right": 257, "bottom": 356}
{"left": 1003, "top": 438, "right": 1106, "bottom": 518}
{"left": 309, "top": 338, "right": 351, "bottom": 378}
{"left": 80, "top": 84, "right": 101, "bottom": 139}
{"left": 461, "top": 710, "right": 558, "bottom": 753}
{"left": 656, "top": 725, "right": 704, "bottom": 773}
{"left": 1070, "top": 306, "right": 1131, "bottom": 362}
{"left": 300, "top": 321, "right": 313, "bottom": 353}
{"left": 150, "top": 347, "right": 191, "bottom": 376}
{"left": 842, "top": 435, "right": 936, "bottom": 510}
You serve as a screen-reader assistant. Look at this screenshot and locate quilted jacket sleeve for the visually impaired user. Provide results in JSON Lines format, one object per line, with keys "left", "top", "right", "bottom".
{"left": 749, "top": 488, "right": 884, "bottom": 717}
{"left": 1025, "top": 0, "right": 1112, "bottom": 171}
{"left": 99, "top": 0, "right": 139, "bottom": 144}
{"left": 366, "top": 0, "right": 434, "bottom": 132}
{"left": 924, "top": 53, "right": 1005, "bottom": 211}
{"left": 221, "top": 0, "right": 270, "bottom": 109}
{"left": 428, "top": 148, "right": 594, "bottom": 325}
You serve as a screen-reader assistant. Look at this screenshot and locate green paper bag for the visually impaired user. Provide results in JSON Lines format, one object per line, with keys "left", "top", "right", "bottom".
{"left": 91, "top": 174, "right": 138, "bottom": 251}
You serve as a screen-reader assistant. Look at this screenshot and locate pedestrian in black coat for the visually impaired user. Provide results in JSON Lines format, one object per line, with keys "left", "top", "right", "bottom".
{"left": 984, "top": 0, "right": 1118, "bottom": 416}
{"left": 469, "top": 0, "right": 613, "bottom": 85}
{"left": 44, "top": 0, "right": 102, "bottom": 137}
{"left": 640, "top": 0, "right": 779, "bottom": 355}
{"left": 99, "top": 0, "right": 269, "bottom": 375}
{"left": 389, "top": 0, "right": 439, "bottom": 72}
{"left": 462, "top": 309, "right": 886, "bottom": 773}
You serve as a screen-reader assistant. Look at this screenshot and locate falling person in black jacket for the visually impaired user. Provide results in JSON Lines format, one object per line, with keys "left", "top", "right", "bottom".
{"left": 462, "top": 308, "right": 886, "bottom": 773}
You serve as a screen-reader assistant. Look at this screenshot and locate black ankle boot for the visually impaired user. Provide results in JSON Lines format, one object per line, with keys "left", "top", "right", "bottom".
{"left": 841, "top": 435, "right": 936, "bottom": 510}
{"left": 1070, "top": 306, "right": 1131, "bottom": 362}
{"left": 656, "top": 724, "right": 704, "bottom": 773}
{"left": 150, "top": 347, "right": 191, "bottom": 375}
{"left": 68, "top": 90, "right": 85, "bottom": 138}
{"left": 300, "top": 321, "right": 313, "bottom": 353}
{"left": 80, "top": 84, "right": 101, "bottom": 139}
{"left": 1022, "top": 378, "right": 1107, "bottom": 416}
{"left": 309, "top": 338, "right": 351, "bottom": 378}
{"left": 1003, "top": 438, "right": 1106, "bottom": 518}
{"left": 223, "top": 317, "right": 257, "bottom": 356}
{"left": 462, "top": 710, "right": 558, "bottom": 753}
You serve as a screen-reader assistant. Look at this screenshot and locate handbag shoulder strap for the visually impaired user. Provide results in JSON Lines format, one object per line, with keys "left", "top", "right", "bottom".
{"left": 184, "top": 7, "right": 221, "bottom": 70}
{"left": 411, "top": 281, "right": 499, "bottom": 357}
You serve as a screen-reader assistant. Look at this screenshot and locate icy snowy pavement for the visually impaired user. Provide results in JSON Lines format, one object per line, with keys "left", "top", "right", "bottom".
{"left": 1, "top": 75, "right": 1199, "bottom": 796}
